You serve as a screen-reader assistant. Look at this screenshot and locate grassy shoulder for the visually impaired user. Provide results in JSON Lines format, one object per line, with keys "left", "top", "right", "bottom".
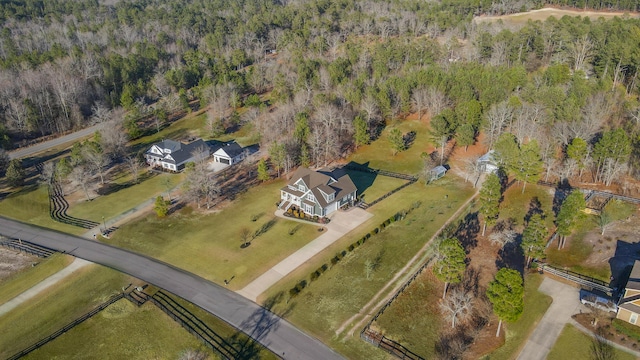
{"left": 104, "top": 179, "right": 321, "bottom": 289}
{"left": 260, "top": 177, "right": 475, "bottom": 359}
{"left": 0, "top": 264, "right": 130, "bottom": 359}
{"left": 167, "top": 292, "right": 278, "bottom": 359}
{"left": 484, "top": 274, "right": 552, "bottom": 360}
{"left": 22, "top": 298, "right": 216, "bottom": 360}
{"left": 0, "top": 185, "right": 85, "bottom": 235}
{"left": 547, "top": 324, "right": 636, "bottom": 360}
{"left": 0, "top": 253, "right": 73, "bottom": 305}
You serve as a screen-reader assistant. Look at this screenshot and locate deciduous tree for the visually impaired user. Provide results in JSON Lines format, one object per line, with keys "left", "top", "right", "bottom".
{"left": 439, "top": 288, "right": 474, "bottom": 328}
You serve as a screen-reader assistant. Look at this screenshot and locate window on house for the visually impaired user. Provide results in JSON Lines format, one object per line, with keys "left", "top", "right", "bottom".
{"left": 631, "top": 313, "right": 638, "bottom": 324}
{"left": 305, "top": 204, "right": 314, "bottom": 214}
{"left": 307, "top": 194, "right": 315, "bottom": 202}
{"left": 298, "top": 184, "right": 305, "bottom": 192}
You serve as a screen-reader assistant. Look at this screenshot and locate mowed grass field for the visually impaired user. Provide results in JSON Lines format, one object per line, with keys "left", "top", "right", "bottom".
{"left": 0, "top": 265, "right": 130, "bottom": 358}
{"left": 474, "top": 7, "right": 640, "bottom": 26}
{"left": 0, "top": 253, "right": 73, "bottom": 305}
{"left": 0, "top": 171, "right": 183, "bottom": 236}
{"left": 104, "top": 179, "right": 321, "bottom": 289}
{"left": 349, "top": 119, "right": 431, "bottom": 175}
{"left": 0, "top": 185, "right": 86, "bottom": 235}
{"left": 261, "top": 176, "right": 475, "bottom": 359}
{"left": 22, "top": 299, "right": 215, "bottom": 360}
{"left": 547, "top": 324, "right": 636, "bottom": 360}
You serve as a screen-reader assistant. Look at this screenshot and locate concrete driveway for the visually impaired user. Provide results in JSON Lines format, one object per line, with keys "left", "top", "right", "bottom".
{"left": 237, "top": 208, "right": 372, "bottom": 301}
{"left": 517, "top": 277, "right": 587, "bottom": 360}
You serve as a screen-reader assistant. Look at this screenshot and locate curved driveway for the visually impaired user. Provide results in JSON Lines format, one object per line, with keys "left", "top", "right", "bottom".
{"left": 0, "top": 217, "right": 343, "bottom": 360}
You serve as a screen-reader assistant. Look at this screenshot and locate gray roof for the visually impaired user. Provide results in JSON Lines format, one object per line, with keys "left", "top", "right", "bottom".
{"left": 626, "top": 261, "right": 640, "bottom": 291}
{"left": 218, "top": 141, "right": 244, "bottom": 158}
{"left": 147, "top": 139, "right": 209, "bottom": 165}
{"left": 282, "top": 167, "right": 357, "bottom": 209}
{"left": 432, "top": 165, "right": 447, "bottom": 174}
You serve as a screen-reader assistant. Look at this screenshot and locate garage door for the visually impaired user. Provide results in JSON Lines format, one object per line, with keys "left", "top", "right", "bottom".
{"left": 219, "top": 158, "right": 230, "bottom": 164}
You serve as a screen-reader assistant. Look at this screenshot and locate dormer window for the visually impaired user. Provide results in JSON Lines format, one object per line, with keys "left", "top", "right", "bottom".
{"left": 308, "top": 194, "right": 315, "bottom": 202}
{"left": 298, "top": 184, "right": 305, "bottom": 192}
{"left": 327, "top": 193, "right": 334, "bottom": 201}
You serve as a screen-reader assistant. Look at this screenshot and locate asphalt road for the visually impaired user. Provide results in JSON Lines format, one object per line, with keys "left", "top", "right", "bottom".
{"left": 8, "top": 124, "right": 102, "bottom": 160}
{"left": 0, "top": 216, "right": 344, "bottom": 360}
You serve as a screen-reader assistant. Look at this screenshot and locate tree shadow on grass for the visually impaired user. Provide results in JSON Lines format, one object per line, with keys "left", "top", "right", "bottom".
{"left": 455, "top": 212, "right": 480, "bottom": 252}
{"left": 229, "top": 291, "right": 295, "bottom": 359}
{"left": 495, "top": 235, "right": 525, "bottom": 275}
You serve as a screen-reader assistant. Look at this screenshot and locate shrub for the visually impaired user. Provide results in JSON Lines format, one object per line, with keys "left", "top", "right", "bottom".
{"left": 289, "top": 288, "right": 299, "bottom": 298}
{"left": 348, "top": 244, "right": 355, "bottom": 251}
{"left": 365, "top": 233, "right": 371, "bottom": 240}
{"left": 310, "top": 271, "right": 320, "bottom": 281}
{"left": 319, "top": 264, "right": 328, "bottom": 272}
{"left": 296, "top": 280, "right": 307, "bottom": 291}
{"left": 331, "top": 256, "right": 339, "bottom": 265}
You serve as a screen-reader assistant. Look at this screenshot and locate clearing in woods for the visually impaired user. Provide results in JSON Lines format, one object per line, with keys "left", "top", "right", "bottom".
{"left": 474, "top": 7, "right": 640, "bottom": 26}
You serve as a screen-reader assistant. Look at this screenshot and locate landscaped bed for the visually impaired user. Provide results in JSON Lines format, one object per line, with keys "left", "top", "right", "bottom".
{"left": 547, "top": 323, "right": 635, "bottom": 360}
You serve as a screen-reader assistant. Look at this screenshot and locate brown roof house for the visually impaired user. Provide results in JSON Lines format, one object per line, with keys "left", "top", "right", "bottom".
{"left": 617, "top": 260, "right": 640, "bottom": 326}
{"left": 279, "top": 167, "right": 357, "bottom": 217}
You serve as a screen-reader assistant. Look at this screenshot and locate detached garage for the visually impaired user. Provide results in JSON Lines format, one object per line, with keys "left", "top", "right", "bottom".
{"left": 213, "top": 141, "right": 245, "bottom": 165}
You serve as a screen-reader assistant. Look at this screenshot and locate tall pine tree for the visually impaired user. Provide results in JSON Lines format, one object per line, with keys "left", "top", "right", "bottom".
{"left": 479, "top": 173, "right": 502, "bottom": 236}
{"left": 486, "top": 268, "right": 524, "bottom": 337}
{"left": 521, "top": 213, "right": 547, "bottom": 266}
{"left": 434, "top": 237, "right": 466, "bottom": 299}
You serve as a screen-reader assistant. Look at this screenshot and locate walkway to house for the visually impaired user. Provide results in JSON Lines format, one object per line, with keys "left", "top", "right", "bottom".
{"left": 237, "top": 208, "right": 373, "bottom": 302}
{"left": 0, "top": 257, "right": 91, "bottom": 316}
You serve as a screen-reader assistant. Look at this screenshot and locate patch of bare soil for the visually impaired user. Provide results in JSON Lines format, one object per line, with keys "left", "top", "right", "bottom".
{"left": 582, "top": 211, "right": 640, "bottom": 287}
{"left": 0, "top": 247, "right": 38, "bottom": 282}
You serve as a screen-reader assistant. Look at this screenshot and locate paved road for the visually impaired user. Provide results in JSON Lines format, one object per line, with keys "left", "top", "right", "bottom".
{"left": 238, "top": 208, "right": 372, "bottom": 301}
{"left": 0, "top": 216, "right": 344, "bottom": 360}
{"left": 517, "top": 277, "right": 587, "bottom": 360}
{"left": 8, "top": 124, "right": 102, "bottom": 160}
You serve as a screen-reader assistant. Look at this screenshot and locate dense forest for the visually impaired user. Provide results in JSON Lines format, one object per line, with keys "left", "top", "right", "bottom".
{"left": 1, "top": 0, "right": 640, "bottom": 189}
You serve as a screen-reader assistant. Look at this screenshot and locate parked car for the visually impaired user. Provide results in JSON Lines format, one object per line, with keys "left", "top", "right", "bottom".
{"left": 580, "top": 289, "right": 617, "bottom": 313}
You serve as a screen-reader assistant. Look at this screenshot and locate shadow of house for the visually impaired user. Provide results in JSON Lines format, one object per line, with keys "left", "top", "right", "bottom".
{"left": 342, "top": 161, "right": 377, "bottom": 202}
{"left": 609, "top": 240, "right": 640, "bottom": 291}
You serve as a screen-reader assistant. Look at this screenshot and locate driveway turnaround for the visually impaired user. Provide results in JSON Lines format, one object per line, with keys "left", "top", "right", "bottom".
{"left": 238, "top": 208, "right": 373, "bottom": 301}
{"left": 0, "top": 216, "right": 344, "bottom": 360}
{"left": 517, "top": 277, "right": 586, "bottom": 360}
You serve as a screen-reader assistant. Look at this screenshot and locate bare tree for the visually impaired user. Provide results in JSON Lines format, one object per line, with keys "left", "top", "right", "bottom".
{"left": 569, "top": 35, "right": 593, "bottom": 72}
{"left": 439, "top": 288, "right": 474, "bottom": 328}
{"left": 69, "top": 165, "right": 93, "bottom": 201}
{"left": 484, "top": 101, "right": 513, "bottom": 149}
{"left": 98, "top": 120, "right": 128, "bottom": 159}
{"left": 457, "top": 155, "right": 482, "bottom": 187}
{"left": 178, "top": 349, "right": 208, "bottom": 360}
{"left": 411, "top": 87, "right": 429, "bottom": 120}
{"left": 125, "top": 156, "right": 143, "bottom": 184}
{"left": 425, "top": 87, "right": 451, "bottom": 117}
{"left": 39, "top": 161, "right": 57, "bottom": 187}
{"left": 84, "top": 148, "right": 109, "bottom": 185}
{"left": 488, "top": 228, "right": 517, "bottom": 248}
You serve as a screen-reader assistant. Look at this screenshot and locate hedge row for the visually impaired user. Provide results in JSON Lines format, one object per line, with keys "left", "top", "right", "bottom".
{"left": 287, "top": 201, "right": 422, "bottom": 299}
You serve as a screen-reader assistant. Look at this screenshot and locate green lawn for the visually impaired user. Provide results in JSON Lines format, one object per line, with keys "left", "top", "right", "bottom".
{"left": 0, "top": 185, "right": 84, "bottom": 235}
{"left": 67, "top": 171, "right": 183, "bottom": 224}
{"left": 546, "top": 215, "right": 610, "bottom": 281}
{"left": 344, "top": 168, "right": 409, "bottom": 203}
{"left": 261, "top": 177, "right": 475, "bottom": 359}
{"left": 0, "top": 264, "right": 130, "bottom": 359}
{"left": 23, "top": 298, "right": 215, "bottom": 360}
{"left": 547, "top": 324, "right": 636, "bottom": 360}
{"left": 484, "top": 274, "right": 552, "bottom": 360}
{"left": 349, "top": 119, "right": 431, "bottom": 175}
{"left": 0, "top": 253, "right": 73, "bottom": 305}
{"left": 373, "top": 270, "right": 442, "bottom": 358}
{"left": 104, "top": 179, "right": 321, "bottom": 289}
{"left": 499, "top": 183, "right": 555, "bottom": 229}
